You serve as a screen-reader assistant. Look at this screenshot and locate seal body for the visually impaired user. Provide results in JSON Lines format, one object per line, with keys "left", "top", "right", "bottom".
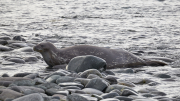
{"left": 33, "top": 42, "right": 167, "bottom": 69}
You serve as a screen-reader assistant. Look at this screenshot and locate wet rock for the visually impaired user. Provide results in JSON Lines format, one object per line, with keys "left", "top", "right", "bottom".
{"left": 121, "top": 89, "right": 138, "bottom": 96}
{"left": 63, "top": 86, "right": 81, "bottom": 90}
{"left": 13, "top": 36, "right": 26, "bottom": 41}
{"left": 7, "top": 58, "right": 25, "bottom": 64}
{"left": 128, "top": 78, "right": 155, "bottom": 84}
{"left": 17, "top": 47, "right": 33, "bottom": 52}
{"left": 82, "top": 88, "right": 103, "bottom": 95}
{"left": 36, "top": 83, "right": 60, "bottom": 90}
{"left": 141, "top": 93, "right": 155, "bottom": 97}
{"left": 44, "top": 71, "right": 67, "bottom": 80}
{"left": 117, "top": 80, "right": 136, "bottom": 87}
{"left": 67, "top": 93, "right": 97, "bottom": 101}
{"left": 154, "top": 73, "right": 171, "bottom": 78}
{"left": 102, "top": 70, "right": 115, "bottom": 75}
{"left": 46, "top": 75, "right": 61, "bottom": 83}
{"left": 80, "top": 69, "right": 103, "bottom": 78}
{"left": 9, "top": 43, "right": 28, "bottom": 48}
{"left": 34, "top": 78, "right": 47, "bottom": 84}
{"left": 114, "top": 68, "right": 134, "bottom": 73}
{"left": 101, "top": 92, "right": 119, "bottom": 99}
{"left": 66, "top": 73, "right": 81, "bottom": 78}
{"left": 52, "top": 64, "right": 67, "bottom": 70}
{"left": 91, "top": 94, "right": 103, "bottom": 100}
{"left": 53, "top": 94, "right": 67, "bottom": 100}
{"left": 0, "top": 89, "right": 23, "bottom": 100}
{"left": 104, "top": 75, "right": 118, "bottom": 85}
{"left": 87, "top": 74, "right": 100, "bottom": 79}
{"left": 58, "top": 82, "right": 84, "bottom": 89}
{"left": 0, "top": 40, "right": 8, "bottom": 45}
{"left": 23, "top": 73, "right": 39, "bottom": 79}
{"left": 67, "top": 55, "right": 107, "bottom": 73}
{"left": 56, "top": 76, "right": 76, "bottom": 84}
{"left": 1, "top": 73, "right": 10, "bottom": 77}
{"left": 105, "top": 84, "right": 136, "bottom": 93}
{"left": 74, "top": 90, "right": 86, "bottom": 94}
{"left": 138, "top": 88, "right": 166, "bottom": 96}
{"left": 0, "top": 36, "right": 11, "bottom": 40}
{"left": 13, "top": 73, "right": 32, "bottom": 77}
{"left": 46, "top": 88, "right": 68, "bottom": 96}
{"left": 115, "top": 96, "right": 134, "bottom": 101}
{"left": 1, "top": 61, "right": 15, "bottom": 65}
{"left": 85, "top": 78, "right": 109, "bottom": 91}
{"left": 74, "top": 78, "right": 90, "bottom": 86}
{"left": 100, "top": 98, "right": 120, "bottom": 101}
{"left": 12, "top": 93, "right": 44, "bottom": 101}
{"left": 0, "top": 45, "right": 12, "bottom": 51}
{"left": 10, "top": 86, "right": 45, "bottom": 95}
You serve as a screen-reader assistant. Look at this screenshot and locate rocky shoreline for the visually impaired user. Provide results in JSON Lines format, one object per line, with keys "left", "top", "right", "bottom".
{"left": 0, "top": 35, "right": 180, "bottom": 101}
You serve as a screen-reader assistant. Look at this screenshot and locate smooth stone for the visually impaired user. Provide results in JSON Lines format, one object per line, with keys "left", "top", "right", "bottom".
{"left": 0, "top": 40, "right": 8, "bottom": 45}
{"left": 12, "top": 93, "right": 44, "bottom": 101}
{"left": 0, "top": 89, "right": 23, "bottom": 100}
{"left": 56, "top": 76, "right": 76, "bottom": 84}
{"left": 46, "top": 75, "right": 61, "bottom": 83}
{"left": 67, "top": 55, "right": 107, "bottom": 73}
{"left": 46, "top": 88, "right": 68, "bottom": 96}
{"left": 91, "top": 94, "right": 103, "bottom": 100}
{"left": 67, "top": 93, "right": 97, "bottom": 101}
{"left": 105, "top": 84, "right": 136, "bottom": 93}
{"left": 1, "top": 73, "right": 10, "bottom": 77}
{"left": 7, "top": 58, "right": 25, "bottom": 64}
{"left": 34, "top": 78, "right": 47, "bottom": 84}
{"left": 128, "top": 78, "right": 155, "bottom": 84}
{"left": 0, "top": 45, "right": 12, "bottom": 51}
{"left": 63, "top": 86, "right": 81, "bottom": 90}
{"left": 87, "top": 74, "right": 100, "bottom": 79}
{"left": 13, "top": 36, "right": 26, "bottom": 41}
{"left": 80, "top": 69, "right": 103, "bottom": 78}
{"left": 36, "top": 83, "right": 60, "bottom": 90}
{"left": 138, "top": 88, "right": 159, "bottom": 93}
{"left": 10, "top": 86, "right": 45, "bottom": 95}
{"left": 13, "top": 73, "right": 32, "bottom": 77}
{"left": 66, "top": 73, "right": 81, "bottom": 78}
{"left": 115, "top": 96, "right": 134, "bottom": 101}
{"left": 133, "top": 98, "right": 158, "bottom": 101}
{"left": 114, "top": 68, "right": 134, "bottom": 73}
{"left": 10, "top": 43, "right": 28, "bottom": 48}
{"left": 17, "top": 47, "right": 33, "bottom": 52}
{"left": 85, "top": 78, "right": 109, "bottom": 91}
{"left": 74, "top": 90, "right": 86, "bottom": 94}
{"left": 100, "top": 98, "right": 120, "bottom": 101}
{"left": 0, "top": 36, "right": 11, "bottom": 40}
{"left": 104, "top": 75, "right": 118, "bottom": 85}
{"left": 82, "top": 88, "right": 103, "bottom": 95}
{"left": 44, "top": 72, "right": 67, "bottom": 80}
{"left": 74, "top": 78, "right": 90, "bottom": 86}
{"left": 52, "top": 94, "right": 66, "bottom": 100}
{"left": 102, "top": 70, "right": 115, "bottom": 75}
{"left": 1, "top": 61, "right": 15, "bottom": 65}
{"left": 141, "top": 93, "right": 155, "bottom": 97}
{"left": 109, "top": 89, "right": 121, "bottom": 95}
{"left": 0, "top": 77, "right": 35, "bottom": 87}
{"left": 101, "top": 92, "right": 119, "bottom": 99}
{"left": 52, "top": 64, "right": 67, "bottom": 70}
{"left": 154, "top": 73, "right": 171, "bottom": 78}
{"left": 121, "top": 89, "right": 138, "bottom": 96}
{"left": 58, "top": 82, "right": 84, "bottom": 89}
{"left": 23, "top": 73, "right": 39, "bottom": 79}
{"left": 117, "top": 80, "right": 136, "bottom": 87}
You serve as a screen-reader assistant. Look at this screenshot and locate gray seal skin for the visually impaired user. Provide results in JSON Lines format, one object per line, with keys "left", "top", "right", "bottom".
{"left": 33, "top": 42, "right": 168, "bottom": 69}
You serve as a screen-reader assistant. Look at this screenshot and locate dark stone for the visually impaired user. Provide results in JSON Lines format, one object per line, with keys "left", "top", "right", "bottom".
{"left": 74, "top": 78, "right": 90, "bottom": 86}
{"left": 7, "top": 58, "right": 25, "bottom": 64}
{"left": 121, "top": 89, "right": 138, "bottom": 96}
{"left": 18, "top": 47, "right": 33, "bottom": 52}
{"left": 0, "top": 46, "right": 12, "bottom": 51}
{"left": 87, "top": 74, "right": 100, "bottom": 79}
{"left": 0, "top": 36, "right": 11, "bottom": 40}
{"left": 67, "top": 93, "right": 97, "bottom": 101}
{"left": 101, "top": 92, "right": 119, "bottom": 99}
{"left": 56, "top": 76, "right": 76, "bottom": 84}
{"left": 102, "top": 70, "right": 115, "bottom": 75}
{"left": 13, "top": 36, "right": 26, "bottom": 41}
{"left": 115, "top": 96, "right": 133, "bottom": 101}
{"left": 67, "top": 55, "right": 107, "bottom": 73}
{"left": 0, "top": 89, "right": 23, "bottom": 100}
{"left": 154, "top": 73, "right": 171, "bottom": 78}
{"left": 13, "top": 73, "right": 32, "bottom": 77}
{"left": 45, "top": 88, "right": 68, "bottom": 96}
{"left": 85, "top": 78, "right": 109, "bottom": 91}
{"left": 12, "top": 93, "right": 44, "bottom": 101}
{"left": 46, "top": 75, "right": 61, "bottom": 83}
{"left": 105, "top": 84, "right": 136, "bottom": 93}
{"left": 1, "top": 73, "right": 10, "bottom": 77}
{"left": 80, "top": 69, "right": 103, "bottom": 78}
{"left": 36, "top": 83, "right": 60, "bottom": 90}
{"left": 23, "top": 73, "right": 39, "bottom": 79}
{"left": 104, "top": 75, "right": 118, "bottom": 85}
{"left": 0, "top": 40, "right": 8, "bottom": 45}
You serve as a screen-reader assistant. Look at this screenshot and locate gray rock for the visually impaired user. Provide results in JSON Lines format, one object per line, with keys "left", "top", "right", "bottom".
{"left": 0, "top": 45, "right": 12, "bottom": 51}
{"left": 46, "top": 88, "right": 68, "bottom": 96}
{"left": 13, "top": 73, "right": 32, "bottom": 77}
{"left": 0, "top": 40, "right": 8, "bottom": 45}
{"left": 67, "top": 93, "right": 91, "bottom": 101}
{"left": 105, "top": 84, "right": 136, "bottom": 93}
{"left": 114, "top": 68, "right": 134, "bottom": 73}
{"left": 24, "top": 56, "right": 38, "bottom": 62}
{"left": 13, "top": 36, "right": 26, "bottom": 41}
{"left": 82, "top": 88, "right": 103, "bottom": 95}
{"left": 46, "top": 75, "right": 61, "bottom": 83}
{"left": 121, "top": 89, "right": 138, "bottom": 96}
{"left": 154, "top": 73, "right": 171, "bottom": 78}
{"left": 80, "top": 69, "right": 103, "bottom": 78}
{"left": 101, "top": 92, "right": 119, "bottom": 99}
{"left": 56, "top": 76, "right": 76, "bottom": 84}
{"left": 74, "top": 78, "right": 90, "bottom": 86}
{"left": 17, "top": 47, "right": 33, "bottom": 52}
{"left": 58, "top": 82, "right": 84, "bottom": 89}
{"left": 0, "top": 36, "right": 11, "bottom": 40}
{"left": 36, "top": 83, "right": 60, "bottom": 90}
{"left": 100, "top": 98, "right": 120, "bottom": 101}
{"left": 44, "top": 72, "right": 67, "bottom": 80}
{"left": 12, "top": 93, "right": 44, "bottom": 101}
{"left": 67, "top": 55, "right": 107, "bottom": 73}
{"left": 115, "top": 96, "right": 133, "bottom": 101}
{"left": 7, "top": 58, "right": 25, "bottom": 64}
{"left": 23, "top": 73, "right": 39, "bottom": 79}
{"left": 85, "top": 78, "right": 109, "bottom": 91}
{"left": 0, "top": 89, "right": 23, "bottom": 100}
{"left": 87, "top": 74, "right": 100, "bottom": 79}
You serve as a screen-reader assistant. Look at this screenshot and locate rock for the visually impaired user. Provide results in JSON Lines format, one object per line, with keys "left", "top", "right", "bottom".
{"left": 105, "top": 84, "right": 136, "bottom": 93}
{"left": 0, "top": 36, "right": 11, "bottom": 40}
{"left": 63, "top": 86, "right": 81, "bottom": 90}
{"left": 100, "top": 98, "right": 120, "bottom": 101}
{"left": 17, "top": 47, "right": 33, "bottom": 52}
{"left": 66, "top": 55, "right": 107, "bottom": 73}
{"left": 46, "top": 75, "right": 61, "bottom": 83}
{"left": 128, "top": 78, "right": 155, "bottom": 85}
{"left": 1, "top": 61, "right": 15, "bottom": 65}
{"left": 85, "top": 78, "right": 109, "bottom": 91}
{"left": 44, "top": 72, "right": 67, "bottom": 80}
{"left": 102, "top": 70, "right": 115, "bottom": 75}
{"left": 114, "top": 68, "right": 134, "bottom": 73}
{"left": 67, "top": 93, "right": 97, "bottom": 101}
{"left": 121, "top": 89, "right": 138, "bottom": 96}
{"left": 56, "top": 76, "right": 76, "bottom": 84}
{"left": 82, "top": 88, "right": 103, "bottom": 95}
{"left": 0, "top": 89, "right": 23, "bottom": 100}
{"left": 74, "top": 78, "right": 90, "bottom": 86}
{"left": 115, "top": 96, "right": 133, "bottom": 101}
{"left": 0, "top": 45, "right": 12, "bottom": 51}
{"left": 10, "top": 86, "right": 45, "bottom": 95}
{"left": 10, "top": 43, "right": 28, "bottom": 48}
{"left": 117, "top": 80, "right": 136, "bottom": 87}
{"left": 45, "top": 88, "right": 68, "bottom": 96}
{"left": 36, "top": 83, "right": 60, "bottom": 90}
{"left": 23, "top": 73, "right": 39, "bottom": 79}
{"left": 1, "top": 73, "right": 10, "bottom": 77}
{"left": 13, "top": 73, "right": 32, "bottom": 77}
{"left": 0, "top": 40, "right": 8, "bottom": 45}
{"left": 87, "top": 74, "right": 100, "bottom": 79}
{"left": 104, "top": 75, "right": 118, "bottom": 85}
{"left": 101, "top": 92, "right": 119, "bottom": 99}
{"left": 13, "top": 36, "right": 26, "bottom": 41}
{"left": 12, "top": 93, "right": 44, "bottom": 101}
{"left": 58, "top": 82, "right": 84, "bottom": 89}
{"left": 7, "top": 58, "right": 25, "bottom": 64}
{"left": 154, "top": 73, "right": 171, "bottom": 78}
{"left": 80, "top": 69, "right": 103, "bottom": 78}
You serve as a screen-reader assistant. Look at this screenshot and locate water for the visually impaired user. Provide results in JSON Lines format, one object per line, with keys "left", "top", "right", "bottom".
{"left": 0, "top": 0, "right": 180, "bottom": 98}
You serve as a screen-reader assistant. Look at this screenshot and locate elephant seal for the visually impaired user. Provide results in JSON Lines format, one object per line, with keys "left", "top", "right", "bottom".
{"left": 33, "top": 42, "right": 169, "bottom": 69}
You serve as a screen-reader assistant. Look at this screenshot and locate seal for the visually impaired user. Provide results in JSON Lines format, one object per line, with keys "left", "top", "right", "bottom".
{"left": 33, "top": 42, "right": 169, "bottom": 69}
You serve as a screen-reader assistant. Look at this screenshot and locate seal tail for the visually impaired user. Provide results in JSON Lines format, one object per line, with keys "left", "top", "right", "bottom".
{"left": 144, "top": 59, "right": 168, "bottom": 66}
